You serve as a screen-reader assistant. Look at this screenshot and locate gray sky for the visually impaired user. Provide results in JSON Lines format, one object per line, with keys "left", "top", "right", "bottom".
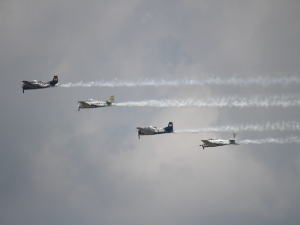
{"left": 1, "top": 1, "right": 300, "bottom": 224}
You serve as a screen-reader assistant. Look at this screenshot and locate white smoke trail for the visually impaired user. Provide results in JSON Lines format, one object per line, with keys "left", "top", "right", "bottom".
{"left": 114, "top": 95, "right": 300, "bottom": 108}
{"left": 176, "top": 121, "right": 300, "bottom": 133}
{"left": 238, "top": 136, "right": 300, "bottom": 145}
{"left": 58, "top": 75, "right": 300, "bottom": 87}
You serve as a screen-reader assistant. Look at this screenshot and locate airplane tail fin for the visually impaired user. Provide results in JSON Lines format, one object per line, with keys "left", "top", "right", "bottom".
{"left": 229, "top": 133, "right": 237, "bottom": 144}
{"left": 165, "top": 122, "right": 173, "bottom": 131}
{"left": 109, "top": 95, "right": 114, "bottom": 103}
{"left": 50, "top": 76, "right": 58, "bottom": 85}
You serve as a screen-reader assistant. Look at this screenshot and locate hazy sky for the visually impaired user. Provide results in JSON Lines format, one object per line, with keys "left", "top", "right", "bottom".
{"left": 1, "top": 1, "right": 300, "bottom": 225}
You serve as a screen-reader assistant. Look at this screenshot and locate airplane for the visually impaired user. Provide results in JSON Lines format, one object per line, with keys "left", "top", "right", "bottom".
{"left": 22, "top": 76, "right": 58, "bottom": 93}
{"left": 200, "top": 133, "right": 239, "bottom": 150}
{"left": 137, "top": 122, "right": 174, "bottom": 139}
{"left": 78, "top": 95, "right": 114, "bottom": 111}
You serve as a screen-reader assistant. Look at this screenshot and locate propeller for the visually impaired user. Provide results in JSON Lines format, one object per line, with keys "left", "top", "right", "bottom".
{"left": 136, "top": 129, "right": 141, "bottom": 139}
{"left": 20, "top": 84, "right": 24, "bottom": 93}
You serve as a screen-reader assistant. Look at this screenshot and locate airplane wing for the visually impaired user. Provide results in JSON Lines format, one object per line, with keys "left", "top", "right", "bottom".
{"left": 22, "top": 81, "right": 38, "bottom": 89}
{"left": 78, "top": 101, "right": 94, "bottom": 108}
{"left": 136, "top": 127, "right": 154, "bottom": 135}
{"left": 201, "top": 140, "right": 218, "bottom": 147}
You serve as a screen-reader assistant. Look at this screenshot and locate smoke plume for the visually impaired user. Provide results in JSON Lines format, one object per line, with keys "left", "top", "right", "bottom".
{"left": 239, "top": 136, "right": 300, "bottom": 144}
{"left": 114, "top": 95, "right": 300, "bottom": 108}
{"left": 176, "top": 121, "right": 300, "bottom": 133}
{"left": 59, "top": 76, "right": 300, "bottom": 88}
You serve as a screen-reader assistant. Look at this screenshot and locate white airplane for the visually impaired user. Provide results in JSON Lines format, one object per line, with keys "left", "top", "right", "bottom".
{"left": 78, "top": 95, "right": 114, "bottom": 111}
{"left": 200, "top": 133, "right": 239, "bottom": 150}
{"left": 137, "top": 122, "right": 174, "bottom": 139}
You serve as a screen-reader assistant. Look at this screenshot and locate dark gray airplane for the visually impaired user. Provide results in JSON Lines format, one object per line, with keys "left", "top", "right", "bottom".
{"left": 22, "top": 76, "right": 58, "bottom": 93}
{"left": 137, "top": 122, "right": 174, "bottom": 139}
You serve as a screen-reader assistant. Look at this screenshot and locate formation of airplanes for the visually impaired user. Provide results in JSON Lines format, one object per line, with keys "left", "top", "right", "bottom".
{"left": 78, "top": 96, "right": 114, "bottom": 111}
{"left": 22, "top": 76, "right": 58, "bottom": 93}
{"left": 21, "top": 76, "right": 240, "bottom": 149}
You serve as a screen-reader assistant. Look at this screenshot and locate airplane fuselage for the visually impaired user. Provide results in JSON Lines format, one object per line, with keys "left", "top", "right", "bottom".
{"left": 78, "top": 100, "right": 111, "bottom": 109}
{"left": 77, "top": 97, "right": 114, "bottom": 111}
{"left": 204, "top": 139, "right": 231, "bottom": 146}
{"left": 200, "top": 137, "right": 237, "bottom": 149}
{"left": 22, "top": 80, "right": 51, "bottom": 90}
{"left": 137, "top": 122, "right": 174, "bottom": 138}
{"left": 22, "top": 76, "right": 58, "bottom": 93}
{"left": 138, "top": 126, "right": 172, "bottom": 135}
{"left": 78, "top": 95, "right": 115, "bottom": 111}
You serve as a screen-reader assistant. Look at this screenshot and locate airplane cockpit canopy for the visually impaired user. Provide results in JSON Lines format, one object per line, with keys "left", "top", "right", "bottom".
{"left": 146, "top": 126, "right": 156, "bottom": 130}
